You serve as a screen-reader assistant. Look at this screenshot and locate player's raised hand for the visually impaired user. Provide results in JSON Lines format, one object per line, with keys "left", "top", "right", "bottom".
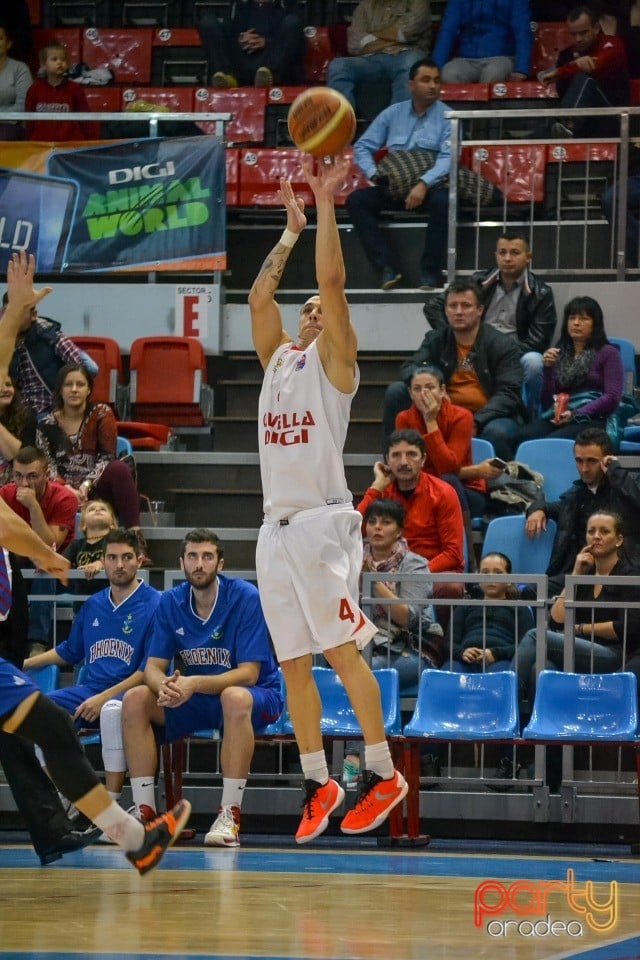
{"left": 278, "top": 177, "right": 307, "bottom": 235}
{"left": 6, "top": 251, "right": 53, "bottom": 313}
{"left": 301, "top": 152, "right": 351, "bottom": 200}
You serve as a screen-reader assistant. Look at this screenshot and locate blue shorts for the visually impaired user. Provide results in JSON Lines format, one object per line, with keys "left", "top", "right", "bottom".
{"left": 49, "top": 684, "right": 124, "bottom": 729}
{"left": 159, "top": 685, "right": 283, "bottom": 745}
{"left": 0, "top": 658, "right": 40, "bottom": 723}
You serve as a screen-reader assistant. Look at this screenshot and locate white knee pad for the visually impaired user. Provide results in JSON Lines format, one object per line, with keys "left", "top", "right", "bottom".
{"left": 100, "top": 699, "right": 126, "bottom": 774}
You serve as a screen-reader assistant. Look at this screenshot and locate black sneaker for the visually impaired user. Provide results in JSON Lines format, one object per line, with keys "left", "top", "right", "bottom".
{"left": 486, "top": 757, "right": 522, "bottom": 792}
{"left": 126, "top": 799, "right": 192, "bottom": 875}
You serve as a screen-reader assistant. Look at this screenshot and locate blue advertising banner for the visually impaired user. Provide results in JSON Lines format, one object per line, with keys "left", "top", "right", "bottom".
{"left": 0, "top": 168, "right": 78, "bottom": 275}
{"left": 46, "top": 135, "right": 226, "bottom": 273}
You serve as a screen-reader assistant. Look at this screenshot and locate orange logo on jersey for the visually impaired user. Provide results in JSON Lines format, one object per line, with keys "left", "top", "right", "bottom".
{"left": 263, "top": 410, "right": 316, "bottom": 446}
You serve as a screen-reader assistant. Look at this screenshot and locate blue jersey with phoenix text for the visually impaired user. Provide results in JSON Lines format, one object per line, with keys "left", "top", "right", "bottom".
{"left": 54, "top": 580, "right": 161, "bottom": 692}
{"left": 149, "top": 576, "right": 279, "bottom": 689}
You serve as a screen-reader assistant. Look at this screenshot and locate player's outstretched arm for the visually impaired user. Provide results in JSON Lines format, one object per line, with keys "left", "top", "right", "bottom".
{"left": 301, "top": 153, "right": 357, "bottom": 389}
{"left": 249, "top": 177, "right": 307, "bottom": 370}
{"left": 0, "top": 499, "right": 69, "bottom": 583}
{"left": 0, "top": 252, "right": 52, "bottom": 381}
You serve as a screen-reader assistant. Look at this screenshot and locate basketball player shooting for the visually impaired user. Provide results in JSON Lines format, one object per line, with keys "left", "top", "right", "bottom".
{"left": 0, "top": 252, "right": 191, "bottom": 873}
{"left": 249, "top": 154, "right": 407, "bottom": 843}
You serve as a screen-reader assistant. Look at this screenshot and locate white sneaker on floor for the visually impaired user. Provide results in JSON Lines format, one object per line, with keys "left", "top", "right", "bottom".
{"left": 97, "top": 804, "right": 154, "bottom": 844}
{"left": 204, "top": 805, "right": 240, "bottom": 847}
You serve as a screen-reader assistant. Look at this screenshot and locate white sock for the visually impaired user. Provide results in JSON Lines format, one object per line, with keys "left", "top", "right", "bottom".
{"left": 130, "top": 776, "right": 157, "bottom": 813}
{"left": 92, "top": 801, "right": 145, "bottom": 851}
{"left": 300, "top": 750, "right": 329, "bottom": 785}
{"left": 220, "top": 778, "right": 246, "bottom": 809}
{"left": 107, "top": 790, "right": 122, "bottom": 803}
{"left": 364, "top": 741, "right": 394, "bottom": 780}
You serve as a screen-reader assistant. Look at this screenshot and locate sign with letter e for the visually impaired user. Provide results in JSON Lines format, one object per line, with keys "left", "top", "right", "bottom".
{"left": 175, "top": 285, "right": 214, "bottom": 338}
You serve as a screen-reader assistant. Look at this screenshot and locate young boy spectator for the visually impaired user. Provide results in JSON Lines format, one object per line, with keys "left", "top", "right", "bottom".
{"left": 63, "top": 500, "right": 117, "bottom": 580}
{"left": 25, "top": 43, "right": 88, "bottom": 141}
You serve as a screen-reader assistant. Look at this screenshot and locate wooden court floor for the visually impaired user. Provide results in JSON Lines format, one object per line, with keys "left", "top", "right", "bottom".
{"left": 2, "top": 838, "right": 640, "bottom": 960}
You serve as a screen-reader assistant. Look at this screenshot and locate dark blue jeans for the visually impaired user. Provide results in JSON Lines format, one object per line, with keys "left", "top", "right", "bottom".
{"left": 601, "top": 173, "right": 640, "bottom": 268}
{"left": 345, "top": 183, "right": 449, "bottom": 283}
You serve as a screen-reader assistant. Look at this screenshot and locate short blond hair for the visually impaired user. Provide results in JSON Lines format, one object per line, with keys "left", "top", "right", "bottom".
{"left": 39, "top": 43, "right": 67, "bottom": 66}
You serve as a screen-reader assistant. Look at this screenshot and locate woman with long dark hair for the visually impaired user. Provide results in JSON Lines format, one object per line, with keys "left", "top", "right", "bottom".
{"left": 0, "top": 374, "right": 36, "bottom": 485}
{"left": 515, "top": 295, "right": 624, "bottom": 443}
{"left": 36, "top": 364, "right": 145, "bottom": 545}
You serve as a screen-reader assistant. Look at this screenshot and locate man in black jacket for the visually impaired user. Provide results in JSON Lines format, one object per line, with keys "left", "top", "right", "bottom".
{"left": 382, "top": 279, "right": 525, "bottom": 459}
{"left": 423, "top": 233, "right": 557, "bottom": 418}
{"left": 524, "top": 427, "right": 640, "bottom": 596}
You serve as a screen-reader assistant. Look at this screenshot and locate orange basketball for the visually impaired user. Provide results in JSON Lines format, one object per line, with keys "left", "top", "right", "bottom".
{"left": 288, "top": 87, "right": 356, "bottom": 158}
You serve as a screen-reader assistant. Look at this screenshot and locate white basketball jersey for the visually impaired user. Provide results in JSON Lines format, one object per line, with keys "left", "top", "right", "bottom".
{"left": 258, "top": 341, "right": 358, "bottom": 521}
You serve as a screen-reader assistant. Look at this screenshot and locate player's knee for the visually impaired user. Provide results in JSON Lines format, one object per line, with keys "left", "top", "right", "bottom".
{"left": 220, "top": 685, "right": 253, "bottom": 721}
{"left": 122, "top": 685, "right": 153, "bottom": 725}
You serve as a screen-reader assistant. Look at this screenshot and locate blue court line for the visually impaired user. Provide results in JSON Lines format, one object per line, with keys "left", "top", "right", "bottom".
{"left": 2, "top": 844, "right": 640, "bottom": 883}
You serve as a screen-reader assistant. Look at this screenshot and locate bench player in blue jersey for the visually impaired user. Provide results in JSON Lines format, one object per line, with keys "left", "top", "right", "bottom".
{"left": 0, "top": 251, "right": 190, "bottom": 873}
{"left": 122, "top": 528, "right": 283, "bottom": 848}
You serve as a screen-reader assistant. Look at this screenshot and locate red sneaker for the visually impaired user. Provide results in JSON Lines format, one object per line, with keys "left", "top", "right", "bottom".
{"left": 295, "top": 778, "right": 345, "bottom": 845}
{"left": 126, "top": 799, "right": 192, "bottom": 875}
{"left": 340, "top": 769, "right": 407, "bottom": 835}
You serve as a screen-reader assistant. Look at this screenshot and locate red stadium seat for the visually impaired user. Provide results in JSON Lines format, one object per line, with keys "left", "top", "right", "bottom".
{"left": 304, "top": 26, "right": 332, "bottom": 84}
{"left": 121, "top": 86, "right": 195, "bottom": 111}
{"left": 151, "top": 27, "right": 208, "bottom": 85}
{"left": 33, "top": 28, "right": 83, "bottom": 67}
{"left": 547, "top": 142, "right": 618, "bottom": 164}
{"left": 194, "top": 87, "right": 267, "bottom": 145}
{"left": 490, "top": 80, "right": 556, "bottom": 101}
{"left": 333, "top": 148, "right": 372, "bottom": 205}
{"left": 81, "top": 28, "right": 153, "bottom": 83}
{"left": 82, "top": 87, "right": 123, "bottom": 138}
{"left": 226, "top": 148, "right": 239, "bottom": 206}
{"left": 441, "top": 83, "right": 491, "bottom": 102}
{"left": 264, "top": 86, "right": 306, "bottom": 147}
{"left": 631, "top": 79, "right": 640, "bottom": 105}
{"left": 238, "top": 148, "right": 315, "bottom": 206}
{"left": 27, "top": 0, "right": 42, "bottom": 26}
{"left": 467, "top": 144, "right": 547, "bottom": 204}
{"left": 69, "top": 335, "right": 126, "bottom": 414}
{"left": 129, "top": 336, "right": 209, "bottom": 427}
{"left": 530, "top": 21, "right": 572, "bottom": 76}
{"left": 115, "top": 420, "right": 171, "bottom": 451}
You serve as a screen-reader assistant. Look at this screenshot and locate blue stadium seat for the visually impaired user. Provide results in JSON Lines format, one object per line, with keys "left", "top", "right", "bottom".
{"left": 24, "top": 664, "right": 60, "bottom": 693}
{"left": 514, "top": 438, "right": 578, "bottom": 502}
{"left": 609, "top": 337, "right": 636, "bottom": 395}
{"left": 116, "top": 436, "right": 134, "bottom": 457}
{"left": 522, "top": 671, "right": 639, "bottom": 742}
{"left": 471, "top": 437, "right": 495, "bottom": 463}
{"left": 481, "top": 514, "right": 557, "bottom": 575}
{"left": 280, "top": 666, "right": 401, "bottom": 736}
{"left": 404, "top": 669, "right": 520, "bottom": 740}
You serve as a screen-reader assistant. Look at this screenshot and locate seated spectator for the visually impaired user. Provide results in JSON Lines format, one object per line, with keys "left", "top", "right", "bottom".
{"left": 23, "top": 529, "right": 160, "bottom": 810}
{"left": 0, "top": 375, "right": 36, "bottom": 486}
{"left": 346, "top": 58, "right": 451, "bottom": 292}
{"left": 447, "top": 551, "right": 534, "bottom": 672}
{"left": 36, "top": 364, "right": 144, "bottom": 540}
{"left": 197, "top": 0, "right": 305, "bottom": 88}
{"left": 0, "top": 445, "right": 78, "bottom": 654}
{"left": 395, "top": 364, "right": 498, "bottom": 561}
{"left": 326, "top": 0, "right": 432, "bottom": 113}
{"left": 25, "top": 43, "right": 89, "bottom": 142}
{"left": 514, "top": 296, "right": 623, "bottom": 447}
{"left": 363, "top": 499, "right": 443, "bottom": 687}
{"left": 538, "top": 5, "right": 630, "bottom": 138}
{"left": 3, "top": 292, "right": 98, "bottom": 418}
{"left": 601, "top": 141, "right": 640, "bottom": 268}
{"left": 424, "top": 233, "right": 557, "bottom": 419}
{"left": 2, "top": 0, "right": 32, "bottom": 63}
{"left": 383, "top": 280, "right": 526, "bottom": 461}
{"left": 515, "top": 509, "right": 640, "bottom": 704}
{"left": 63, "top": 499, "right": 117, "bottom": 580}
{"left": 0, "top": 21, "right": 31, "bottom": 140}
{"left": 597, "top": 0, "right": 640, "bottom": 76}
{"left": 432, "top": 0, "right": 533, "bottom": 83}
{"left": 524, "top": 427, "right": 640, "bottom": 596}
{"left": 357, "top": 429, "right": 465, "bottom": 631}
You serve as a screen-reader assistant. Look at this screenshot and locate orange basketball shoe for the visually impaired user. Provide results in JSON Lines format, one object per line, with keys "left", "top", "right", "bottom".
{"left": 340, "top": 769, "right": 408, "bottom": 835}
{"left": 295, "top": 778, "right": 345, "bottom": 844}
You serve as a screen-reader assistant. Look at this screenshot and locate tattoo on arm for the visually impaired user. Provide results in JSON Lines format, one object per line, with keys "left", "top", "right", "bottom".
{"left": 257, "top": 247, "right": 289, "bottom": 289}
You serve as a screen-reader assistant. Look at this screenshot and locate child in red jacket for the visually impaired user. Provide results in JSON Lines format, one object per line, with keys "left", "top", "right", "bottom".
{"left": 25, "top": 42, "right": 88, "bottom": 141}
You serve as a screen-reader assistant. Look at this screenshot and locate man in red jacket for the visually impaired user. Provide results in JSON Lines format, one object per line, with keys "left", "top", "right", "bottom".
{"left": 539, "top": 5, "right": 629, "bottom": 138}
{"left": 357, "top": 428, "right": 465, "bottom": 636}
